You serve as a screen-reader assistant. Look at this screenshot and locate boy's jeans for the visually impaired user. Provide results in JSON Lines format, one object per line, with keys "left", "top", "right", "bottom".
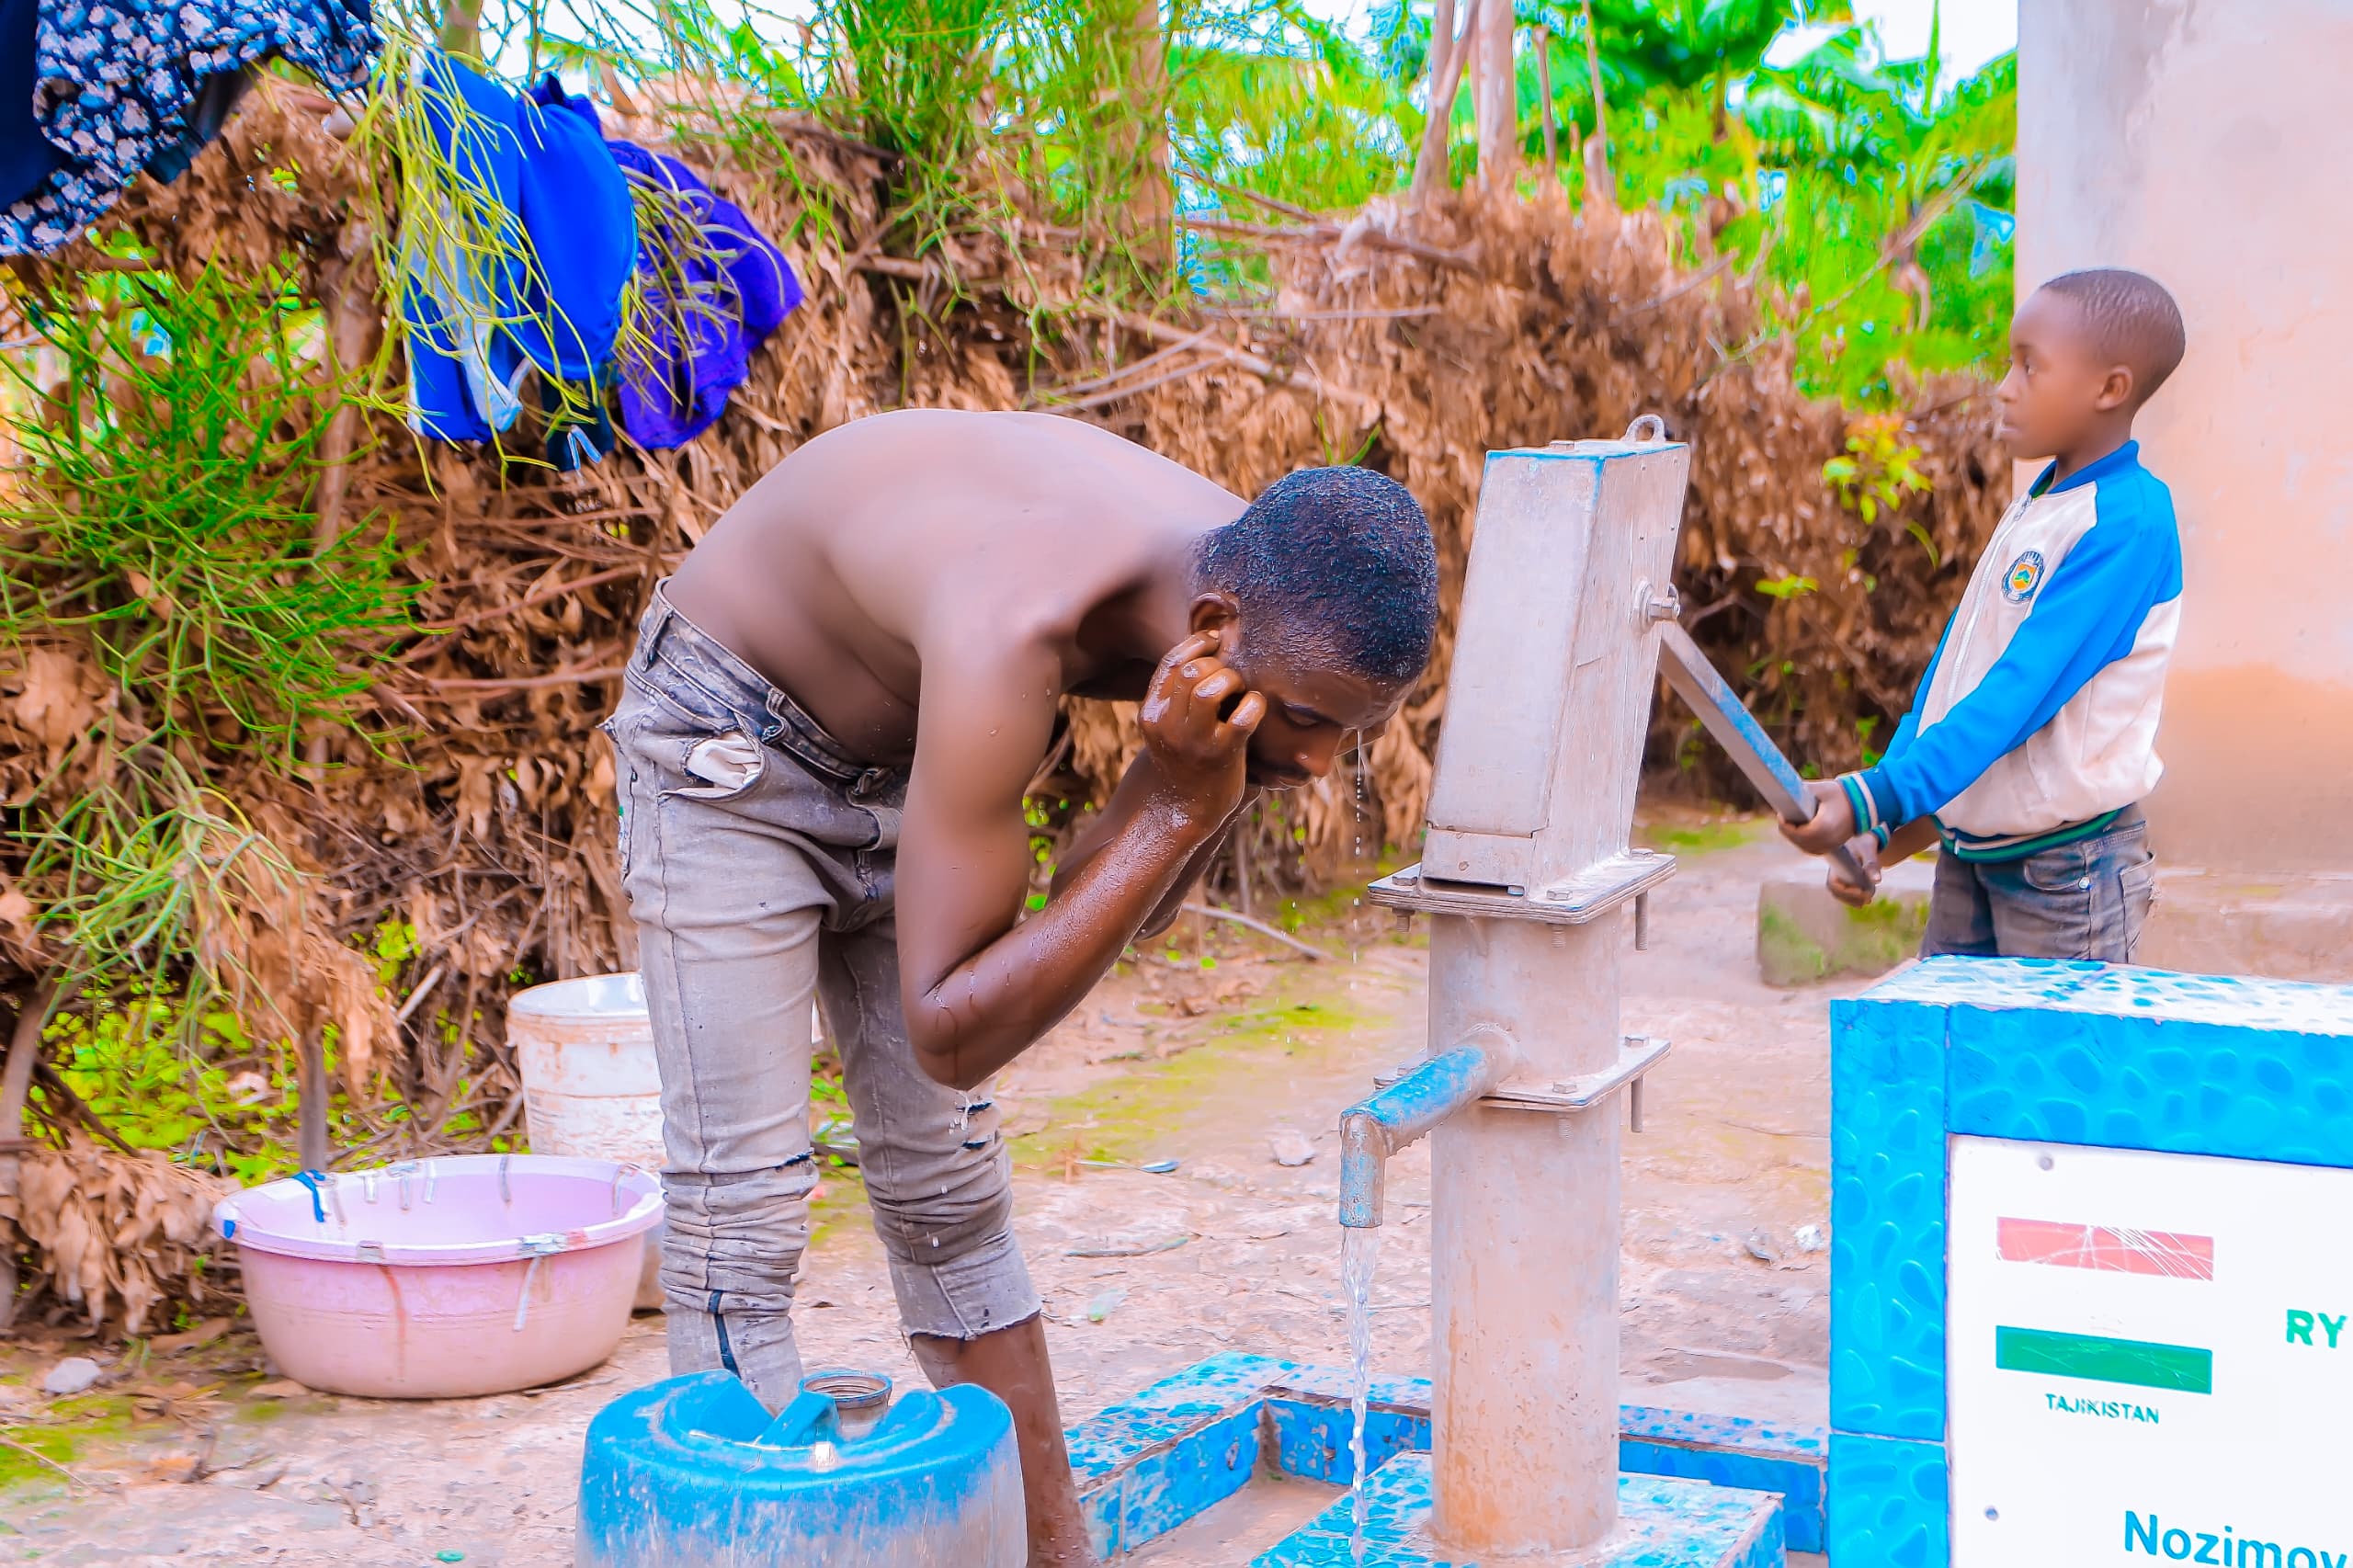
{"left": 1920, "top": 807, "right": 2157, "bottom": 962}
{"left": 599, "top": 585, "right": 1039, "bottom": 1412}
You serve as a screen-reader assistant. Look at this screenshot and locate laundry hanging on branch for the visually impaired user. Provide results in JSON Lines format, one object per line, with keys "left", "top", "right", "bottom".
{"left": 6, "top": 9, "right": 807, "bottom": 465}
{"left": 396, "top": 60, "right": 804, "bottom": 464}
{"left": 599, "top": 127, "right": 803, "bottom": 449}
{"left": 397, "top": 51, "right": 637, "bottom": 460}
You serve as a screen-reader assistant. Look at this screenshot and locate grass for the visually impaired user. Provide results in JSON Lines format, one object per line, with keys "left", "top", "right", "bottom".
{"left": 0, "top": 263, "right": 408, "bottom": 761}
{"left": 0, "top": 1395, "right": 136, "bottom": 1495}
{"left": 1757, "top": 870, "right": 1930, "bottom": 987}
{"left": 1638, "top": 816, "right": 1768, "bottom": 856}
{"left": 1755, "top": 902, "right": 1829, "bottom": 988}
{"left": 0, "top": 1347, "right": 335, "bottom": 1501}
{"left": 1271, "top": 862, "right": 1410, "bottom": 934}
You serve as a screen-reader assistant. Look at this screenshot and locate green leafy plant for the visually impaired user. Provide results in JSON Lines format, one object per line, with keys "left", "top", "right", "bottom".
{"left": 0, "top": 263, "right": 409, "bottom": 760}
{"left": 45, "top": 995, "right": 324, "bottom": 1184}
{"left": 1824, "top": 413, "right": 1932, "bottom": 523}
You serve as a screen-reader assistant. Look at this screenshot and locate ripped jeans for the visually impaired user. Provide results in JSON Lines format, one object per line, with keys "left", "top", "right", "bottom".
{"left": 600, "top": 585, "right": 1039, "bottom": 1412}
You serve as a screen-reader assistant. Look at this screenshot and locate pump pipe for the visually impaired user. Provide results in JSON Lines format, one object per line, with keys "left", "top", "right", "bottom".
{"left": 1336, "top": 1033, "right": 1512, "bottom": 1229}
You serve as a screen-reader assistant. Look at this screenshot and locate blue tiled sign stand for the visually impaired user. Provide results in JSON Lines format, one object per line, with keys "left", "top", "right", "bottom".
{"left": 1065, "top": 1353, "right": 1819, "bottom": 1563}
{"left": 1828, "top": 957, "right": 2353, "bottom": 1564}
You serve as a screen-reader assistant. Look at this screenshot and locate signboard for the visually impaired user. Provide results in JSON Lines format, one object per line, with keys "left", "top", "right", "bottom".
{"left": 1948, "top": 1135, "right": 2353, "bottom": 1567}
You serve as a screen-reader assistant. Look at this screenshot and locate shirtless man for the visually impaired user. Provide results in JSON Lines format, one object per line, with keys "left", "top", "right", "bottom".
{"left": 601, "top": 408, "right": 1438, "bottom": 1564}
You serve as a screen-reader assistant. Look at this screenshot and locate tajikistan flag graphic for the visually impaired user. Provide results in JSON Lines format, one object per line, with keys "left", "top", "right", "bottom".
{"left": 1993, "top": 1217, "right": 2217, "bottom": 1395}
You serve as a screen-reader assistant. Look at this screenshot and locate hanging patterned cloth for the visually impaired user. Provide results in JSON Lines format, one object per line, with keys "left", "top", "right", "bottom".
{"left": 0, "top": 0, "right": 380, "bottom": 256}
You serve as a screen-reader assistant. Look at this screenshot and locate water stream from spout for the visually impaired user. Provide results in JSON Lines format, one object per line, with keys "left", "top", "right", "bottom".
{"left": 1341, "top": 1224, "right": 1381, "bottom": 1564}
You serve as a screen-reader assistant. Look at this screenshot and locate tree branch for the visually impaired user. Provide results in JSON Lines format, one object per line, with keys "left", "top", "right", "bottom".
{"left": 1, "top": 973, "right": 61, "bottom": 1143}
{"left": 1182, "top": 903, "right": 1329, "bottom": 961}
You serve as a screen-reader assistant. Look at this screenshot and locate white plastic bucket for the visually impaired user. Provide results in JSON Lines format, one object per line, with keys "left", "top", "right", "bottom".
{"left": 507, "top": 973, "right": 822, "bottom": 1312}
{"left": 509, "top": 973, "right": 666, "bottom": 1171}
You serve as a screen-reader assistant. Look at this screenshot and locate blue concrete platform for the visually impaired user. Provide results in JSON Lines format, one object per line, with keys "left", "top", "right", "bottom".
{"left": 1065, "top": 1353, "right": 1823, "bottom": 1562}
{"left": 1829, "top": 958, "right": 2353, "bottom": 1562}
{"left": 1254, "top": 1454, "right": 1785, "bottom": 1568}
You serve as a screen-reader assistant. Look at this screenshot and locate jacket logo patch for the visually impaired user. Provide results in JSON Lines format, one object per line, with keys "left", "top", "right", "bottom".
{"left": 2004, "top": 550, "right": 2046, "bottom": 604}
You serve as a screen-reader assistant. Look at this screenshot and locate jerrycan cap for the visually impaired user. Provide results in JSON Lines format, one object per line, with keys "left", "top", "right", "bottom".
{"left": 800, "top": 1369, "right": 892, "bottom": 1438}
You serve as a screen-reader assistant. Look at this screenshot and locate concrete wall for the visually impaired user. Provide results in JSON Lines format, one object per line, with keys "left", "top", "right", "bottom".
{"left": 2018, "top": 0, "right": 2353, "bottom": 879}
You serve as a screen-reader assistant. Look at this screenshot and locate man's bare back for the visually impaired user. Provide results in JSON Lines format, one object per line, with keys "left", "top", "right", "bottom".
{"left": 667, "top": 409, "right": 1246, "bottom": 767}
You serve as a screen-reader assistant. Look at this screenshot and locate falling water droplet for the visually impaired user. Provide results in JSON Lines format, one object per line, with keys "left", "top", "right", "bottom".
{"left": 1350, "top": 730, "right": 1370, "bottom": 965}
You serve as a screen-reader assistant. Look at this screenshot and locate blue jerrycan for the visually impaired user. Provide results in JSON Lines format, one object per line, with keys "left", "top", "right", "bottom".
{"left": 576, "top": 1369, "right": 1025, "bottom": 1566}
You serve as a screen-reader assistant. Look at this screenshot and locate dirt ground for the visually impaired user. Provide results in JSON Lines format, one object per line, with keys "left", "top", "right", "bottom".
{"left": 0, "top": 814, "right": 1858, "bottom": 1566}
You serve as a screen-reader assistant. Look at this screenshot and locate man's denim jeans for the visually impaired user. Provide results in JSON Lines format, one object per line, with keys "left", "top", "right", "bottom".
{"left": 600, "top": 585, "right": 1039, "bottom": 1412}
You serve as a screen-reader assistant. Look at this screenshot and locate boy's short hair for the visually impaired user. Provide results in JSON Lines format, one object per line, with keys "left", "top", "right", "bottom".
{"left": 2040, "top": 268, "right": 2188, "bottom": 403}
{"left": 1191, "top": 467, "right": 1438, "bottom": 686}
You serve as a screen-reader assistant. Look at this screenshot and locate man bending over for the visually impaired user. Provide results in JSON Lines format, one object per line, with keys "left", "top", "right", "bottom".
{"left": 601, "top": 409, "right": 1439, "bottom": 1565}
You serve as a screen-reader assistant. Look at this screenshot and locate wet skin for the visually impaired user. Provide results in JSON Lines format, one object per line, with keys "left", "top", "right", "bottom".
{"left": 664, "top": 409, "right": 1408, "bottom": 1567}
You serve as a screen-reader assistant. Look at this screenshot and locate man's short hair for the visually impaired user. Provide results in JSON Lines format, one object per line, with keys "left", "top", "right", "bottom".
{"left": 1192, "top": 466, "right": 1438, "bottom": 686}
{"left": 2040, "top": 268, "right": 2188, "bottom": 402}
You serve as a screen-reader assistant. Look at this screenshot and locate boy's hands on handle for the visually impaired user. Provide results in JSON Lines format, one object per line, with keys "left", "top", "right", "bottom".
{"left": 1827, "top": 834, "right": 1883, "bottom": 908}
{"left": 1138, "top": 631, "right": 1265, "bottom": 819}
{"left": 1820, "top": 815, "right": 1940, "bottom": 908}
{"left": 1780, "top": 778, "right": 1901, "bottom": 907}
{"left": 1779, "top": 778, "right": 1860, "bottom": 856}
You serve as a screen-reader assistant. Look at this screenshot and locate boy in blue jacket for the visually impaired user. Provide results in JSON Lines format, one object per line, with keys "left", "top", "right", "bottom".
{"left": 1782, "top": 268, "right": 2187, "bottom": 962}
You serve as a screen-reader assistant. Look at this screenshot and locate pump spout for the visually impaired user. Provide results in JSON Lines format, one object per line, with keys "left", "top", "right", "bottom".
{"left": 1337, "top": 1037, "right": 1510, "bottom": 1228}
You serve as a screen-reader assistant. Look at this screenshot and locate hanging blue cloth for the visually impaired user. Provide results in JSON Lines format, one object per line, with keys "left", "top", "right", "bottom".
{"left": 401, "top": 54, "right": 637, "bottom": 448}
{"left": 541, "top": 372, "right": 616, "bottom": 472}
{"left": 1, "top": 0, "right": 378, "bottom": 256}
{"left": 596, "top": 130, "right": 802, "bottom": 449}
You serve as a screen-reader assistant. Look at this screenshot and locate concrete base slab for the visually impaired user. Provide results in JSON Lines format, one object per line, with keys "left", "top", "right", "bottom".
{"left": 1756, "top": 858, "right": 1934, "bottom": 987}
{"left": 1251, "top": 1454, "right": 1784, "bottom": 1567}
{"left": 2138, "top": 869, "right": 2353, "bottom": 983}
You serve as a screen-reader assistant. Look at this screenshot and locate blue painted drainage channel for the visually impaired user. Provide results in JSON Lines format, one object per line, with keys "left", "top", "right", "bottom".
{"left": 1066, "top": 1351, "right": 1824, "bottom": 1563}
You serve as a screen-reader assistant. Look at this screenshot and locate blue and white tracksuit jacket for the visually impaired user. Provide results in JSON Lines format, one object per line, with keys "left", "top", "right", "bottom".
{"left": 1840, "top": 441, "right": 2182, "bottom": 862}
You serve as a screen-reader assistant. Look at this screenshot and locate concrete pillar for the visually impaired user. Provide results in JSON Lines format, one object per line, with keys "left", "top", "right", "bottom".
{"left": 2018, "top": 0, "right": 2353, "bottom": 977}
{"left": 1426, "top": 915, "right": 1621, "bottom": 1555}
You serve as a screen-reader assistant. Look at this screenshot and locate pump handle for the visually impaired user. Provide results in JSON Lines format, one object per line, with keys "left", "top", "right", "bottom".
{"left": 1654, "top": 623, "right": 1873, "bottom": 889}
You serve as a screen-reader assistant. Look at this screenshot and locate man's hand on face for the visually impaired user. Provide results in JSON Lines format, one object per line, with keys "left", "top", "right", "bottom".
{"left": 1779, "top": 777, "right": 1859, "bottom": 856}
{"left": 1139, "top": 630, "right": 1265, "bottom": 819}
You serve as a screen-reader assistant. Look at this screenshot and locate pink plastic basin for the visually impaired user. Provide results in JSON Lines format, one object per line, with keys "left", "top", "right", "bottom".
{"left": 216, "top": 1154, "right": 663, "bottom": 1400}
